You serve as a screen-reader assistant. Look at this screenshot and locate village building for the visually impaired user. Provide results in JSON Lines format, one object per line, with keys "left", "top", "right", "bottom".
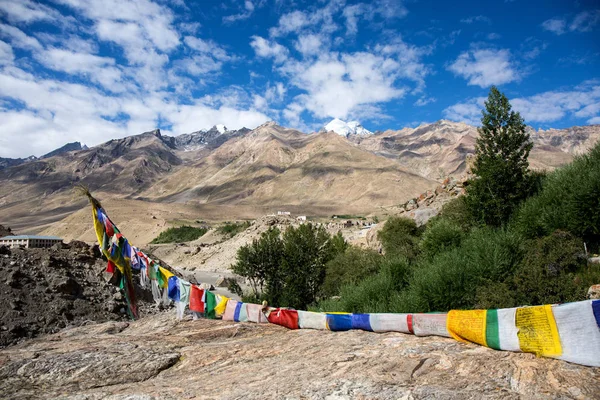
{"left": 0, "top": 235, "right": 63, "bottom": 249}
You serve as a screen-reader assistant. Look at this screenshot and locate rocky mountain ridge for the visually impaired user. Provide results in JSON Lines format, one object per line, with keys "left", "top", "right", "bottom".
{"left": 0, "top": 120, "right": 598, "bottom": 235}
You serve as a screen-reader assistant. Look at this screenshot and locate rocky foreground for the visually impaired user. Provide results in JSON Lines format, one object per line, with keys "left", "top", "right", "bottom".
{"left": 0, "top": 243, "right": 157, "bottom": 347}
{"left": 1, "top": 313, "right": 599, "bottom": 400}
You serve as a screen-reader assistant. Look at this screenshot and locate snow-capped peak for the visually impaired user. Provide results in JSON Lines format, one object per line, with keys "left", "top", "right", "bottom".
{"left": 215, "top": 124, "right": 227, "bottom": 134}
{"left": 324, "top": 118, "right": 373, "bottom": 137}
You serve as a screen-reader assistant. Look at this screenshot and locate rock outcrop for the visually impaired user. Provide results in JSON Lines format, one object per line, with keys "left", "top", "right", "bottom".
{"left": 0, "top": 243, "right": 158, "bottom": 347}
{"left": 1, "top": 314, "right": 598, "bottom": 399}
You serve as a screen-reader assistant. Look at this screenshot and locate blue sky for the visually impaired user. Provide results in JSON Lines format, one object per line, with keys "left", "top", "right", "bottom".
{"left": 0, "top": 0, "right": 599, "bottom": 158}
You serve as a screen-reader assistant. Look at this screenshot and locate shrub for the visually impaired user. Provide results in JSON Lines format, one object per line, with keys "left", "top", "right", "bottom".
{"left": 407, "top": 227, "right": 524, "bottom": 312}
{"left": 513, "top": 142, "right": 600, "bottom": 251}
{"left": 316, "top": 256, "right": 412, "bottom": 313}
{"left": 377, "top": 217, "right": 421, "bottom": 260}
{"left": 436, "top": 196, "right": 475, "bottom": 232}
{"left": 511, "top": 230, "right": 596, "bottom": 306}
{"left": 420, "top": 218, "right": 465, "bottom": 259}
{"left": 321, "top": 246, "right": 382, "bottom": 297}
{"left": 150, "top": 225, "right": 207, "bottom": 244}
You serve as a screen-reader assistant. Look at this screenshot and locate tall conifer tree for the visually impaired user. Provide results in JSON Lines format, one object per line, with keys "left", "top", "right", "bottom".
{"left": 466, "top": 86, "right": 533, "bottom": 226}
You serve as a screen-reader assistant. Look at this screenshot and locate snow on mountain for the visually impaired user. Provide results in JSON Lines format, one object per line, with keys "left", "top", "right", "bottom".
{"left": 215, "top": 124, "right": 227, "bottom": 134}
{"left": 324, "top": 118, "right": 373, "bottom": 137}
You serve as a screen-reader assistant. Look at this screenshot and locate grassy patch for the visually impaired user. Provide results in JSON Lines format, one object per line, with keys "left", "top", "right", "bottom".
{"left": 150, "top": 225, "right": 208, "bottom": 244}
{"left": 217, "top": 221, "right": 251, "bottom": 238}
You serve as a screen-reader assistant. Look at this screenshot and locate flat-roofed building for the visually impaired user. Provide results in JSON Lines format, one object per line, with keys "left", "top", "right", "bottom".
{"left": 0, "top": 235, "right": 63, "bottom": 249}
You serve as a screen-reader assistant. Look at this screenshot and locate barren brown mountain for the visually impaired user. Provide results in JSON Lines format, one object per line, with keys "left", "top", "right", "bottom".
{"left": 350, "top": 120, "right": 600, "bottom": 179}
{"left": 1, "top": 121, "right": 599, "bottom": 239}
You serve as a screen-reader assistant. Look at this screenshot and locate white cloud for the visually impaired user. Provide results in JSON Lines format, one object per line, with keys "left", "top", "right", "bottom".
{"left": 375, "top": 37, "right": 432, "bottom": 91}
{"left": 0, "top": 23, "right": 43, "bottom": 51}
{"left": 569, "top": 10, "right": 600, "bottom": 32}
{"left": 184, "top": 36, "right": 231, "bottom": 61}
{"left": 58, "top": 0, "right": 180, "bottom": 63}
{"left": 0, "top": 0, "right": 64, "bottom": 24}
{"left": 541, "top": 18, "right": 567, "bottom": 35}
{"left": 250, "top": 36, "right": 289, "bottom": 63}
{"left": 283, "top": 52, "right": 406, "bottom": 119}
{"left": 443, "top": 81, "right": 600, "bottom": 126}
{"left": 511, "top": 82, "right": 600, "bottom": 122}
{"left": 487, "top": 33, "right": 501, "bottom": 40}
{"left": 223, "top": 0, "right": 256, "bottom": 23}
{"left": 460, "top": 15, "right": 491, "bottom": 24}
{"left": 341, "top": 1, "right": 408, "bottom": 36}
{"left": 0, "top": 65, "right": 270, "bottom": 158}
{"left": 448, "top": 48, "right": 521, "bottom": 87}
{"left": 520, "top": 37, "right": 547, "bottom": 60}
{"left": 269, "top": 10, "right": 312, "bottom": 37}
{"left": 295, "top": 34, "right": 323, "bottom": 56}
{"left": 269, "top": 0, "right": 348, "bottom": 38}
{"left": 542, "top": 10, "right": 599, "bottom": 35}
{"left": 0, "top": 40, "right": 14, "bottom": 65}
{"left": 342, "top": 4, "right": 364, "bottom": 36}
{"left": 442, "top": 97, "right": 486, "bottom": 126}
{"left": 414, "top": 96, "right": 436, "bottom": 106}
{"left": 588, "top": 116, "right": 600, "bottom": 124}
{"left": 36, "top": 48, "right": 124, "bottom": 91}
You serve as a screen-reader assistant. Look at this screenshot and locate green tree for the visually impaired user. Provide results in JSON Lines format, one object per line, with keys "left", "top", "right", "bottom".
{"left": 466, "top": 86, "right": 533, "bottom": 226}
{"left": 280, "top": 223, "right": 343, "bottom": 309}
{"left": 377, "top": 217, "right": 421, "bottom": 260}
{"left": 321, "top": 247, "right": 382, "bottom": 297}
{"left": 231, "top": 227, "right": 283, "bottom": 301}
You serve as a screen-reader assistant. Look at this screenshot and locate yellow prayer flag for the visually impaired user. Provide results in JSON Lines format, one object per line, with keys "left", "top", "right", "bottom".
{"left": 214, "top": 295, "right": 230, "bottom": 316}
{"left": 447, "top": 309, "right": 488, "bottom": 347}
{"left": 515, "top": 305, "right": 562, "bottom": 357}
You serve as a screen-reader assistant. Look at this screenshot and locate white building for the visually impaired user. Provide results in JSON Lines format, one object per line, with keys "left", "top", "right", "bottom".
{"left": 0, "top": 235, "right": 63, "bottom": 249}
{"left": 297, "top": 216, "right": 307, "bottom": 222}
{"left": 277, "top": 211, "right": 291, "bottom": 215}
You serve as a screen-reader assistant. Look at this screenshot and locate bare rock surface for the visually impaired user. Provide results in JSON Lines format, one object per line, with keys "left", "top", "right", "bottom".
{"left": 1, "top": 313, "right": 598, "bottom": 399}
{"left": 0, "top": 244, "right": 158, "bottom": 347}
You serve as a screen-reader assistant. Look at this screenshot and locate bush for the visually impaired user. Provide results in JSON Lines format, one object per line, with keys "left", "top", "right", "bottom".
{"left": 513, "top": 142, "right": 600, "bottom": 251}
{"left": 377, "top": 217, "right": 421, "bottom": 260}
{"left": 316, "top": 255, "right": 412, "bottom": 313}
{"left": 420, "top": 218, "right": 465, "bottom": 259}
{"left": 436, "top": 196, "right": 475, "bottom": 232}
{"left": 511, "top": 230, "right": 596, "bottom": 306}
{"left": 407, "top": 227, "right": 524, "bottom": 312}
{"left": 217, "top": 221, "right": 251, "bottom": 238}
{"left": 321, "top": 247, "right": 382, "bottom": 297}
{"left": 150, "top": 225, "right": 207, "bottom": 244}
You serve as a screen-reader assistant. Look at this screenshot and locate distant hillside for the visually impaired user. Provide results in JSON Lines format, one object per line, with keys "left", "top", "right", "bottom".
{"left": 0, "top": 120, "right": 598, "bottom": 234}
{"left": 0, "top": 224, "right": 14, "bottom": 237}
{"left": 351, "top": 120, "right": 600, "bottom": 180}
{"left": 41, "top": 142, "right": 86, "bottom": 159}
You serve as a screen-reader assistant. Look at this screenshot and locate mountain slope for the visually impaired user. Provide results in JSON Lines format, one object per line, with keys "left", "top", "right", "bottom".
{"left": 352, "top": 120, "right": 600, "bottom": 180}
{"left": 137, "top": 122, "right": 436, "bottom": 210}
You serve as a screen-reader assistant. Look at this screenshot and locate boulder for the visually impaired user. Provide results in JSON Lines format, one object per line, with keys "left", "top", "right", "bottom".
{"left": 587, "top": 284, "right": 600, "bottom": 299}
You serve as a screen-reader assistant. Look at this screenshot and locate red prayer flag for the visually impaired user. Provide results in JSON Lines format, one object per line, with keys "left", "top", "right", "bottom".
{"left": 189, "top": 285, "right": 205, "bottom": 313}
{"left": 267, "top": 308, "right": 299, "bottom": 329}
{"left": 106, "top": 260, "right": 116, "bottom": 273}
